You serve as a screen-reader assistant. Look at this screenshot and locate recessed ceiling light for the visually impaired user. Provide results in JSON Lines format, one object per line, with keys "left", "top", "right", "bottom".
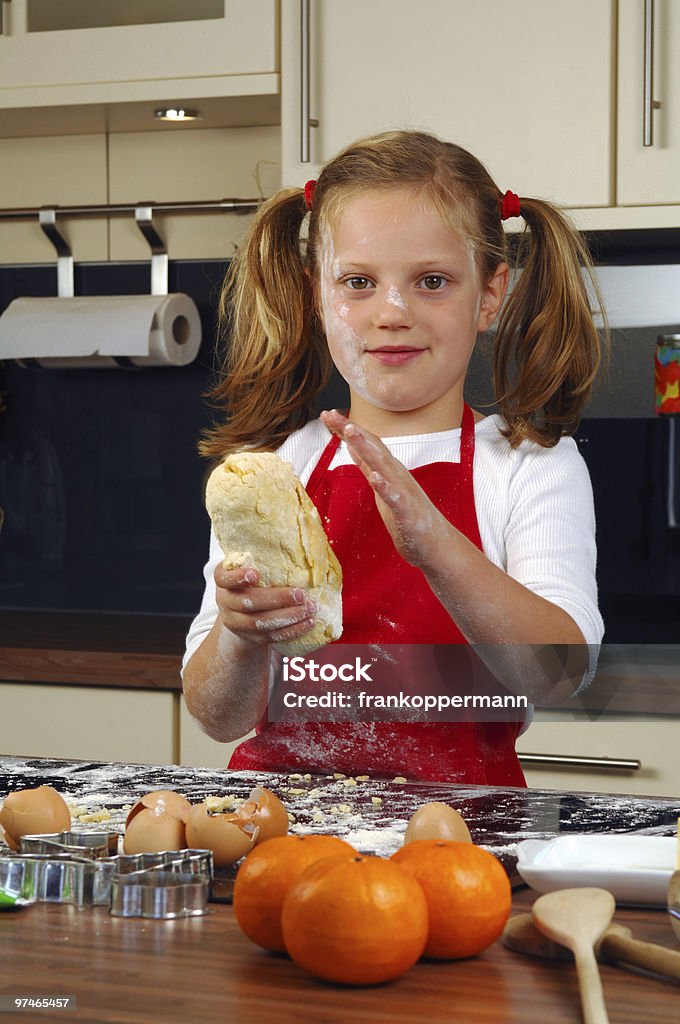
{"left": 154, "top": 108, "right": 202, "bottom": 122}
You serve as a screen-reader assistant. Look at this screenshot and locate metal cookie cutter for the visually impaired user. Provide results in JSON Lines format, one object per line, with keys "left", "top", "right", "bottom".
{"left": 20, "top": 831, "right": 119, "bottom": 859}
{"left": 110, "top": 869, "right": 209, "bottom": 919}
{"left": 2, "top": 844, "right": 213, "bottom": 916}
{"left": 0, "top": 853, "right": 112, "bottom": 908}
{"left": 114, "top": 849, "right": 213, "bottom": 879}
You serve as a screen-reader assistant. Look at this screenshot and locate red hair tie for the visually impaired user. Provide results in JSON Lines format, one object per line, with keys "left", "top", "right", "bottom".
{"left": 500, "top": 190, "right": 521, "bottom": 220}
{"left": 304, "top": 179, "right": 317, "bottom": 211}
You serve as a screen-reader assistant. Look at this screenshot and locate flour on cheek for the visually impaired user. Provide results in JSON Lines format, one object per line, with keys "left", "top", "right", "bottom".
{"left": 319, "top": 229, "right": 370, "bottom": 396}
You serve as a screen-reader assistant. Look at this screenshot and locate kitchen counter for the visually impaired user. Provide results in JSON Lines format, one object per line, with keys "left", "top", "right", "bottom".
{"left": 3, "top": 890, "right": 678, "bottom": 1024}
{"left": 1, "top": 756, "right": 680, "bottom": 1022}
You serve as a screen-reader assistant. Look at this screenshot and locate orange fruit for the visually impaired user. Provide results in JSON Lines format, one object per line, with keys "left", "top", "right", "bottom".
{"left": 281, "top": 854, "right": 429, "bottom": 986}
{"left": 390, "top": 840, "right": 511, "bottom": 959}
{"left": 233, "top": 834, "right": 356, "bottom": 952}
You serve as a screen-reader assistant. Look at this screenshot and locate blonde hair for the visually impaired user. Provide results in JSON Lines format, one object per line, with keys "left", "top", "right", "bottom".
{"left": 200, "top": 130, "right": 607, "bottom": 456}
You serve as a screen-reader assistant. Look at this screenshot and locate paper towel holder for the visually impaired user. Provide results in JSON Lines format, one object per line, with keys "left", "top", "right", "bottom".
{"left": 39, "top": 203, "right": 169, "bottom": 297}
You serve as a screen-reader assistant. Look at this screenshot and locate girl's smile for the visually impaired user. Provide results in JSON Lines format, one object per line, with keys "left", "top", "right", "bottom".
{"left": 319, "top": 189, "right": 508, "bottom": 435}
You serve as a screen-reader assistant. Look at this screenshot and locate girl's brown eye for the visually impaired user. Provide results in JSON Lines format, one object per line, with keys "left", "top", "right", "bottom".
{"left": 346, "top": 277, "right": 371, "bottom": 290}
{"left": 421, "top": 275, "right": 445, "bottom": 290}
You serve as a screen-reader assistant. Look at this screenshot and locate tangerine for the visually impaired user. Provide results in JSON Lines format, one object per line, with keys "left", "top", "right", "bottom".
{"left": 281, "top": 854, "right": 429, "bottom": 986}
{"left": 391, "top": 840, "right": 511, "bottom": 959}
{"left": 233, "top": 833, "right": 356, "bottom": 952}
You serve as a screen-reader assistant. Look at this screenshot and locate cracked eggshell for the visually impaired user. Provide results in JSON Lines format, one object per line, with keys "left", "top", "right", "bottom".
{"left": 185, "top": 803, "right": 258, "bottom": 867}
{"left": 235, "top": 788, "right": 290, "bottom": 844}
{"left": 404, "top": 802, "right": 472, "bottom": 845}
{"left": 123, "top": 807, "right": 187, "bottom": 854}
{"left": 0, "top": 786, "right": 71, "bottom": 851}
{"left": 125, "top": 790, "right": 192, "bottom": 828}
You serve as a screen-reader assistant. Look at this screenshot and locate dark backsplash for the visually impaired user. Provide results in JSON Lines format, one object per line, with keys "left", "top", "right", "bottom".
{"left": 0, "top": 259, "right": 678, "bottom": 642}
{"left": 0, "top": 260, "right": 225, "bottom": 619}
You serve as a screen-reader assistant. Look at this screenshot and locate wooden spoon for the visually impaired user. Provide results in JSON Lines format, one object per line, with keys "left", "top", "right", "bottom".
{"left": 668, "top": 869, "right": 680, "bottom": 943}
{"left": 532, "top": 887, "right": 615, "bottom": 1024}
{"left": 504, "top": 913, "right": 680, "bottom": 981}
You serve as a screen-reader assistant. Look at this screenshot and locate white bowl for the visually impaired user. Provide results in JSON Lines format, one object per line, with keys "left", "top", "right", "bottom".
{"left": 516, "top": 834, "right": 677, "bottom": 905}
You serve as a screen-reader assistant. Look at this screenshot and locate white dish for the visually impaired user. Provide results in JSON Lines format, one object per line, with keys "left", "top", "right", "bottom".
{"left": 516, "top": 834, "right": 677, "bottom": 905}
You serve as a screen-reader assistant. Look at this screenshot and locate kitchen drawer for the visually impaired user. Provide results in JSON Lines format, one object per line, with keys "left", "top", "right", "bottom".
{"left": 517, "top": 711, "right": 680, "bottom": 797}
{"left": 0, "top": 682, "right": 178, "bottom": 764}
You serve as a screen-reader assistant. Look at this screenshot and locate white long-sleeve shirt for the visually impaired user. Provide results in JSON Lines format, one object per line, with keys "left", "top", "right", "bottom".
{"left": 182, "top": 414, "right": 604, "bottom": 687}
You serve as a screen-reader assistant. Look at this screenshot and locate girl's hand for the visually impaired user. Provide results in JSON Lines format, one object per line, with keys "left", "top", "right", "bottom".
{"left": 320, "top": 409, "right": 446, "bottom": 569}
{"left": 214, "top": 566, "right": 317, "bottom": 646}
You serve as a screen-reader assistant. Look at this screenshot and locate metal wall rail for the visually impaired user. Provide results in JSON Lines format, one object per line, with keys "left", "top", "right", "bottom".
{"left": 0, "top": 199, "right": 261, "bottom": 221}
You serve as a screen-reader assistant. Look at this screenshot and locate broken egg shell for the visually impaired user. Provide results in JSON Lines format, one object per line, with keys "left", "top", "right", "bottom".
{"left": 0, "top": 786, "right": 71, "bottom": 851}
{"left": 123, "top": 806, "right": 188, "bottom": 854}
{"left": 404, "top": 802, "right": 471, "bottom": 845}
{"left": 185, "top": 803, "right": 258, "bottom": 867}
{"left": 234, "top": 787, "right": 289, "bottom": 845}
{"left": 125, "top": 789, "right": 192, "bottom": 828}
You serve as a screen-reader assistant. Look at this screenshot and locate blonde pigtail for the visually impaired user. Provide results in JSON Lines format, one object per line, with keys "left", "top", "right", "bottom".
{"left": 199, "top": 188, "right": 331, "bottom": 458}
{"left": 494, "top": 198, "right": 608, "bottom": 448}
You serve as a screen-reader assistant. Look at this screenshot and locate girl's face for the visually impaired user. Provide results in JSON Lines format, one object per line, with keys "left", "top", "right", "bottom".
{"left": 318, "top": 189, "right": 508, "bottom": 434}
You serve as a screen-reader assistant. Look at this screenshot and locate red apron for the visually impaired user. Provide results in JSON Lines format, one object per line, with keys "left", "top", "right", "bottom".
{"left": 229, "top": 405, "right": 526, "bottom": 786}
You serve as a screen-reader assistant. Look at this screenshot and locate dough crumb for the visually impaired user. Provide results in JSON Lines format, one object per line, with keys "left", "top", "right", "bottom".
{"left": 205, "top": 795, "right": 244, "bottom": 812}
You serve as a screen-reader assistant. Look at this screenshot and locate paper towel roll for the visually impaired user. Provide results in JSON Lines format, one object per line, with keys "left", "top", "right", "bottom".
{"left": 0, "top": 293, "right": 202, "bottom": 368}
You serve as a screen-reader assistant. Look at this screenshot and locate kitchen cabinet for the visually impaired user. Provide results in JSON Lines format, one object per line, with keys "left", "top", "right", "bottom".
{"left": 0, "top": 682, "right": 177, "bottom": 765}
{"left": 281, "top": 0, "right": 614, "bottom": 207}
{"left": 0, "top": 123, "right": 279, "bottom": 264}
{"left": 107, "top": 124, "right": 280, "bottom": 262}
{"left": 517, "top": 710, "right": 680, "bottom": 798}
{"left": 617, "top": 0, "right": 680, "bottom": 205}
{"left": 0, "top": 134, "right": 108, "bottom": 263}
{"left": 0, "top": 0, "right": 279, "bottom": 138}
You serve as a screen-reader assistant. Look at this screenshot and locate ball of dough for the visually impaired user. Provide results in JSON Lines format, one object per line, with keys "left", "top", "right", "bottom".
{"left": 206, "top": 452, "right": 342, "bottom": 655}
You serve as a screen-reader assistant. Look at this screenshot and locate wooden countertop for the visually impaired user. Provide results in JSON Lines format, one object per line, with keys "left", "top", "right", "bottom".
{"left": 2, "top": 757, "right": 680, "bottom": 1022}
{"left": 0, "top": 611, "right": 187, "bottom": 690}
{"left": 2, "top": 887, "right": 678, "bottom": 1023}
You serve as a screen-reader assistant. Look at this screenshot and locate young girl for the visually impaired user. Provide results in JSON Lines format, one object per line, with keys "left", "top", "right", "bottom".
{"left": 182, "top": 130, "right": 606, "bottom": 786}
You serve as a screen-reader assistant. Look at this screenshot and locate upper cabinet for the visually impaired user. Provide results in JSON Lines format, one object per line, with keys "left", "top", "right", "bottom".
{"left": 0, "top": 0, "right": 280, "bottom": 136}
{"left": 617, "top": 0, "right": 680, "bottom": 205}
{"left": 281, "top": 0, "right": 614, "bottom": 208}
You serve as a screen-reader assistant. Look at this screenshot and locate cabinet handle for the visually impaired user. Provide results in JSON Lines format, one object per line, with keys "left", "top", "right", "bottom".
{"left": 519, "top": 753, "right": 642, "bottom": 771}
{"left": 0, "top": 0, "right": 11, "bottom": 37}
{"left": 300, "top": 0, "right": 311, "bottom": 163}
{"left": 643, "top": 0, "right": 657, "bottom": 146}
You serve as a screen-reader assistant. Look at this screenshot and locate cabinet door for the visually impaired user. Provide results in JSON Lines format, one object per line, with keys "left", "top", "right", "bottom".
{"left": 282, "top": 0, "right": 613, "bottom": 206}
{"left": 617, "top": 0, "right": 680, "bottom": 204}
{"left": 0, "top": 0, "right": 277, "bottom": 92}
{"left": 0, "top": 683, "right": 178, "bottom": 764}
{"left": 516, "top": 712, "right": 680, "bottom": 797}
